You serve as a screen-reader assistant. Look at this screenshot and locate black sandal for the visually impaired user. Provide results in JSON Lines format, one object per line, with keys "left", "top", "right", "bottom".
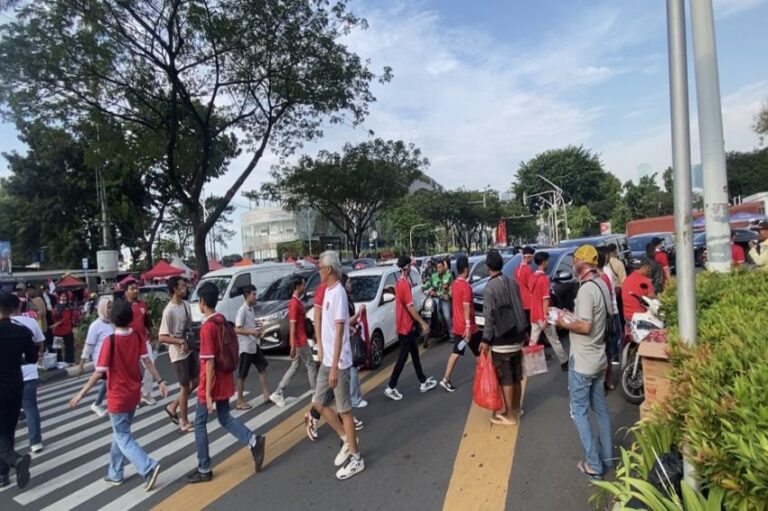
{"left": 165, "top": 406, "right": 179, "bottom": 425}
{"left": 577, "top": 461, "right": 602, "bottom": 480}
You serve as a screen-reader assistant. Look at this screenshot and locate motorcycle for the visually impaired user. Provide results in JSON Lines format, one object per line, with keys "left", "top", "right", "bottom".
{"left": 419, "top": 294, "right": 450, "bottom": 346}
{"left": 619, "top": 293, "right": 665, "bottom": 405}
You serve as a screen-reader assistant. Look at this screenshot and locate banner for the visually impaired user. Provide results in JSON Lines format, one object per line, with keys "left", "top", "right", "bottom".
{"left": 0, "top": 241, "right": 11, "bottom": 277}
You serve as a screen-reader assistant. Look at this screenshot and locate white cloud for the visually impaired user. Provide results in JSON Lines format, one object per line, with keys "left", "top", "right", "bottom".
{"left": 714, "top": 0, "right": 766, "bottom": 17}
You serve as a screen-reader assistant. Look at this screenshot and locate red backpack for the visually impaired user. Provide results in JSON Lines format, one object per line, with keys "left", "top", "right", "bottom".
{"left": 216, "top": 319, "right": 240, "bottom": 373}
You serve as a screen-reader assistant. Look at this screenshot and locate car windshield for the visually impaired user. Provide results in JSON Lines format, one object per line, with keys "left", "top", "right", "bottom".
{"left": 260, "top": 274, "right": 297, "bottom": 301}
{"left": 693, "top": 232, "right": 706, "bottom": 244}
{"left": 629, "top": 235, "right": 656, "bottom": 251}
{"left": 189, "top": 276, "right": 231, "bottom": 303}
{"left": 500, "top": 252, "right": 562, "bottom": 279}
{"left": 349, "top": 275, "right": 381, "bottom": 303}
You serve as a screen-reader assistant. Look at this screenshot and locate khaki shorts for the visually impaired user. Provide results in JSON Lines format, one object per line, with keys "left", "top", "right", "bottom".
{"left": 172, "top": 355, "right": 198, "bottom": 388}
{"left": 312, "top": 365, "right": 351, "bottom": 413}
{"left": 492, "top": 350, "right": 523, "bottom": 386}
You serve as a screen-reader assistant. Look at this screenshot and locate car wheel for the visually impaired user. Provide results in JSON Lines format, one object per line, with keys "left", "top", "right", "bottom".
{"left": 369, "top": 330, "right": 385, "bottom": 370}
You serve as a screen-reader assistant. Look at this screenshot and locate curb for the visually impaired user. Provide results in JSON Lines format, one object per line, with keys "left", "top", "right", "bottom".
{"left": 38, "top": 362, "right": 95, "bottom": 385}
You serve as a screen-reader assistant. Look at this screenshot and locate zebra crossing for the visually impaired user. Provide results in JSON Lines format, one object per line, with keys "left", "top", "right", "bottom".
{"left": 6, "top": 375, "right": 310, "bottom": 511}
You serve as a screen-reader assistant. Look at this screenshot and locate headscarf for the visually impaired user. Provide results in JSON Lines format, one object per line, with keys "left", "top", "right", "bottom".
{"left": 97, "top": 296, "right": 113, "bottom": 322}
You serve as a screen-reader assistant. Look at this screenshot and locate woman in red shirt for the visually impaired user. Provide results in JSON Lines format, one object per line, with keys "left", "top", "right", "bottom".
{"left": 52, "top": 292, "right": 76, "bottom": 364}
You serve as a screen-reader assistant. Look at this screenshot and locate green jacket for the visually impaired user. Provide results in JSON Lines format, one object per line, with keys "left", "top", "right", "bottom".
{"left": 423, "top": 271, "right": 453, "bottom": 300}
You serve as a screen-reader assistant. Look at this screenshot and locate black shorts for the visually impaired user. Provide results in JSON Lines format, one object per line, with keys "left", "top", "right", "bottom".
{"left": 452, "top": 331, "right": 483, "bottom": 356}
{"left": 492, "top": 351, "right": 523, "bottom": 386}
{"left": 238, "top": 350, "right": 269, "bottom": 380}
{"left": 172, "top": 355, "right": 198, "bottom": 388}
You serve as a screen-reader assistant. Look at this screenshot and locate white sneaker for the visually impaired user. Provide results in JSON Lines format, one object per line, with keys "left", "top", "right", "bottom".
{"left": 336, "top": 454, "right": 365, "bottom": 480}
{"left": 352, "top": 399, "right": 368, "bottom": 409}
{"left": 420, "top": 377, "right": 437, "bottom": 393}
{"left": 384, "top": 387, "right": 403, "bottom": 401}
{"left": 30, "top": 443, "right": 44, "bottom": 454}
{"left": 91, "top": 403, "right": 107, "bottom": 418}
{"left": 334, "top": 441, "right": 351, "bottom": 467}
{"left": 269, "top": 392, "right": 286, "bottom": 408}
{"left": 141, "top": 395, "right": 156, "bottom": 406}
{"left": 354, "top": 417, "right": 364, "bottom": 431}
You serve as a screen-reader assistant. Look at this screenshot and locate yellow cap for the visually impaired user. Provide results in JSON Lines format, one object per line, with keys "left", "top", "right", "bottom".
{"left": 574, "top": 244, "right": 598, "bottom": 265}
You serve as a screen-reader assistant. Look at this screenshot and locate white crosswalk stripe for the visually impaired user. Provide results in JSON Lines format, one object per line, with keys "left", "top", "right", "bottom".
{"left": 8, "top": 386, "right": 310, "bottom": 511}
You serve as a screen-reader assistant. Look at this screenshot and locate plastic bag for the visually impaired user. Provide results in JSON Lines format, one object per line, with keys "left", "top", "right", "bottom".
{"left": 52, "top": 336, "right": 64, "bottom": 349}
{"left": 522, "top": 345, "right": 548, "bottom": 377}
{"left": 473, "top": 352, "right": 503, "bottom": 410}
{"left": 351, "top": 332, "right": 367, "bottom": 367}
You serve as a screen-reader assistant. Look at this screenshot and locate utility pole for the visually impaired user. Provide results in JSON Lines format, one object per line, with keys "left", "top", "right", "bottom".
{"left": 666, "top": 0, "right": 697, "bottom": 347}
{"left": 690, "top": 0, "right": 731, "bottom": 273}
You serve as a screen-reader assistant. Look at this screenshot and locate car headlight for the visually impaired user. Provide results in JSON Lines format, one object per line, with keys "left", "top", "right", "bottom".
{"left": 423, "top": 298, "right": 434, "bottom": 312}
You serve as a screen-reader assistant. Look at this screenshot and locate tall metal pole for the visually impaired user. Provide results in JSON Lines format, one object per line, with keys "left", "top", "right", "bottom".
{"left": 666, "top": 0, "right": 697, "bottom": 347}
{"left": 690, "top": 0, "right": 731, "bottom": 273}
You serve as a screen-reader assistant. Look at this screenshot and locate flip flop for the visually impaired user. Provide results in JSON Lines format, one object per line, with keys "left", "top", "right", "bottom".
{"left": 179, "top": 424, "right": 194, "bottom": 433}
{"left": 236, "top": 403, "right": 252, "bottom": 410}
{"left": 577, "top": 461, "right": 602, "bottom": 480}
{"left": 165, "top": 406, "right": 179, "bottom": 425}
{"left": 490, "top": 415, "right": 518, "bottom": 426}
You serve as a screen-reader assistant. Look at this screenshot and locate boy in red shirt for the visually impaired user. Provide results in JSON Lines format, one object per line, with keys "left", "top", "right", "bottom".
{"left": 622, "top": 258, "right": 656, "bottom": 321}
{"left": 125, "top": 281, "right": 156, "bottom": 406}
{"left": 69, "top": 300, "right": 168, "bottom": 490}
{"left": 731, "top": 232, "right": 746, "bottom": 266}
{"left": 186, "top": 282, "right": 265, "bottom": 484}
{"left": 440, "top": 255, "right": 479, "bottom": 392}
{"left": 651, "top": 237, "right": 671, "bottom": 285}
{"left": 528, "top": 252, "right": 569, "bottom": 371}
{"left": 515, "top": 247, "right": 534, "bottom": 323}
{"left": 270, "top": 276, "right": 317, "bottom": 405}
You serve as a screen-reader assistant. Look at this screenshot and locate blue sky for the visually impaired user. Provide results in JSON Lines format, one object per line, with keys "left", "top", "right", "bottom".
{"left": 1, "top": 0, "right": 767, "bottom": 255}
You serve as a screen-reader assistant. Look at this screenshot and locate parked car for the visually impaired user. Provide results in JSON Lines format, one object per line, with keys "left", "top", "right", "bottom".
{"left": 307, "top": 265, "right": 425, "bottom": 369}
{"left": 628, "top": 232, "right": 676, "bottom": 273}
{"left": 188, "top": 263, "right": 297, "bottom": 343}
{"left": 351, "top": 258, "right": 377, "bottom": 271}
{"left": 253, "top": 269, "right": 321, "bottom": 351}
{"left": 138, "top": 284, "right": 169, "bottom": 300}
{"left": 693, "top": 228, "right": 757, "bottom": 266}
{"left": 558, "top": 234, "right": 632, "bottom": 270}
{"left": 472, "top": 247, "right": 579, "bottom": 326}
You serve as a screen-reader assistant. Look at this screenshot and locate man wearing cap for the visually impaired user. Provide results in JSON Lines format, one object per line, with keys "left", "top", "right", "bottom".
{"left": 555, "top": 245, "right": 613, "bottom": 479}
{"left": 384, "top": 255, "right": 437, "bottom": 401}
{"left": 748, "top": 221, "right": 768, "bottom": 270}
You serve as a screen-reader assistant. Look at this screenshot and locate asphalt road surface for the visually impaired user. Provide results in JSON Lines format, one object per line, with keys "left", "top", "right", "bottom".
{"left": 2, "top": 338, "right": 637, "bottom": 511}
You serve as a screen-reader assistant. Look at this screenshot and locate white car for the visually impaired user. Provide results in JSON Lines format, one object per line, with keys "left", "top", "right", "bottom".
{"left": 307, "top": 266, "right": 425, "bottom": 369}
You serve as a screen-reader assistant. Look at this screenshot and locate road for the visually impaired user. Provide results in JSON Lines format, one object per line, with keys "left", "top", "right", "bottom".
{"left": 2, "top": 339, "right": 637, "bottom": 511}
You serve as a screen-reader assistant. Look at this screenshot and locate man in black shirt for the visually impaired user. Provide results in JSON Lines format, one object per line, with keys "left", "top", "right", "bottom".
{"left": 0, "top": 292, "right": 38, "bottom": 489}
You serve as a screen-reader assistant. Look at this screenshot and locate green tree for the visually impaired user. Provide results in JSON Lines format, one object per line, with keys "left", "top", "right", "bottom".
{"left": 726, "top": 148, "right": 768, "bottom": 199}
{"left": 567, "top": 205, "right": 597, "bottom": 237}
{"left": 0, "top": 0, "right": 387, "bottom": 274}
{"left": 262, "top": 139, "right": 427, "bottom": 257}
{"left": 501, "top": 200, "right": 538, "bottom": 244}
{"left": 381, "top": 191, "right": 434, "bottom": 253}
{"left": 755, "top": 99, "right": 768, "bottom": 145}
{"left": 622, "top": 173, "right": 674, "bottom": 221}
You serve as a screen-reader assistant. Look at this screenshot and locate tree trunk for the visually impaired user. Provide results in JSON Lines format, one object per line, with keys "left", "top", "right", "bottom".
{"left": 193, "top": 229, "right": 209, "bottom": 277}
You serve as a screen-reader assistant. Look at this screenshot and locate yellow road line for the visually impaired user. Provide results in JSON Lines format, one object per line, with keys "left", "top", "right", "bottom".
{"left": 442, "top": 380, "right": 527, "bottom": 511}
{"left": 152, "top": 346, "right": 426, "bottom": 511}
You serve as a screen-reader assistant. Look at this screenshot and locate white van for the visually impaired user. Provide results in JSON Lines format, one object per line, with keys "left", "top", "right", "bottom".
{"left": 188, "top": 263, "right": 296, "bottom": 326}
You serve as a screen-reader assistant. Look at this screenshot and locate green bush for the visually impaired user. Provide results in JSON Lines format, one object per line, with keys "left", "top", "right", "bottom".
{"left": 595, "top": 270, "right": 768, "bottom": 510}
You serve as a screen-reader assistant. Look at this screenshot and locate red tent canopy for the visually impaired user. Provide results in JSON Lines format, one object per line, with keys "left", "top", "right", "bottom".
{"left": 233, "top": 258, "right": 254, "bottom": 267}
{"left": 141, "top": 260, "right": 184, "bottom": 280}
{"left": 208, "top": 260, "right": 223, "bottom": 271}
{"left": 56, "top": 274, "right": 86, "bottom": 289}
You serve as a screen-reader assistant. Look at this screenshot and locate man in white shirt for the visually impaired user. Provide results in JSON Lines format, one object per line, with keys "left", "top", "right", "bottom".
{"left": 234, "top": 285, "right": 270, "bottom": 409}
{"left": 311, "top": 251, "right": 364, "bottom": 481}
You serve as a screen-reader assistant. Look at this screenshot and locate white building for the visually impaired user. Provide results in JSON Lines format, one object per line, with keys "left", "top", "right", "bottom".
{"left": 241, "top": 201, "right": 315, "bottom": 261}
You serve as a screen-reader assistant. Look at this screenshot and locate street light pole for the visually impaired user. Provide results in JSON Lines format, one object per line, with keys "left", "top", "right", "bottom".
{"left": 666, "top": 0, "right": 697, "bottom": 347}
{"left": 690, "top": 0, "right": 731, "bottom": 273}
{"left": 409, "top": 223, "right": 428, "bottom": 256}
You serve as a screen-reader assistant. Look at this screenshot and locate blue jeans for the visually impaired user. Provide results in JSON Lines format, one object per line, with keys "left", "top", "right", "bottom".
{"left": 22, "top": 379, "right": 42, "bottom": 447}
{"left": 95, "top": 380, "right": 107, "bottom": 407}
{"left": 350, "top": 366, "right": 362, "bottom": 406}
{"left": 438, "top": 298, "right": 452, "bottom": 327}
{"left": 195, "top": 400, "right": 253, "bottom": 473}
{"left": 108, "top": 411, "right": 156, "bottom": 481}
{"left": 568, "top": 359, "right": 613, "bottom": 474}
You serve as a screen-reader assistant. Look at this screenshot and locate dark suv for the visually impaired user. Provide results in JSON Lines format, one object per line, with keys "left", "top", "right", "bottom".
{"left": 254, "top": 269, "right": 320, "bottom": 351}
{"left": 558, "top": 234, "right": 631, "bottom": 271}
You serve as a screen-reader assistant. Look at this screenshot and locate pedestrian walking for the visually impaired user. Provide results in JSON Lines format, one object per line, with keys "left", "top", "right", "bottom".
{"left": 235, "top": 285, "right": 271, "bottom": 408}
{"left": 125, "top": 281, "right": 156, "bottom": 406}
{"left": 27, "top": 287, "right": 48, "bottom": 334}
{"left": 515, "top": 246, "right": 535, "bottom": 326}
{"left": 51, "top": 291, "right": 76, "bottom": 364}
{"left": 528, "top": 252, "right": 569, "bottom": 371}
{"left": 79, "top": 297, "right": 114, "bottom": 418}
{"left": 0, "top": 292, "right": 37, "bottom": 489}
{"left": 645, "top": 243, "right": 664, "bottom": 294}
{"left": 270, "top": 277, "right": 317, "bottom": 407}
{"left": 342, "top": 273, "right": 367, "bottom": 409}
{"left": 748, "top": 220, "right": 768, "bottom": 269}
{"left": 186, "top": 281, "right": 266, "bottom": 483}
{"left": 385, "top": 255, "right": 437, "bottom": 401}
{"left": 69, "top": 299, "right": 168, "bottom": 490}
{"left": 158, "top": 276, "right": 197, "bottom": 433}
{"left": 10, "top": 296, "right": 46, "bottom": 454}
{"left": 310, "top": 251, "right": 365, "bottom": 480}
{"left": 440, "top": 255, "right": 480, "bottom": 392}
{"left": 479, "top": 251, "right": 528, "bottom": 426}
{"left": 555, "top": 245, "right": 613, "bottom": 479}
{"left": 606, "top": 243, "right": 627, "bottom": 330}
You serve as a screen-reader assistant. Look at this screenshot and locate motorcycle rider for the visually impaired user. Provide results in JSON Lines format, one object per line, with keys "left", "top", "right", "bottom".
{"left": 621, "top": 258, "right": 656, "bottom": 322}
{"left": 422, "top": 257, "right": 453, "bottom": 346}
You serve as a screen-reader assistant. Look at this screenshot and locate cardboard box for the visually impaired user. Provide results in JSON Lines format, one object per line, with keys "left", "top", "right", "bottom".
{"left": 638, "top": 341, "right": 672, "bottom": 406}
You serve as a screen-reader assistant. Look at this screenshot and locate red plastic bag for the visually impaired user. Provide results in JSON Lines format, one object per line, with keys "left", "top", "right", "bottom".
{"left": 473, "top": 352, "right": 503, "bottom": 411}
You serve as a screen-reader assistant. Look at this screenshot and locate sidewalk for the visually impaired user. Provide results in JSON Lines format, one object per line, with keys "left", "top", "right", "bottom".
{"left": 38, "top": 361, "right": 94, "bottom": 384}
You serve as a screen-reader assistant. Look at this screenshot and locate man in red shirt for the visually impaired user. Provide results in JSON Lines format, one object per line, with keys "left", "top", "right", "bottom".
{"left": 69, "top": 299, "right": 168, "bottom": 490}
{"left": 731, "top": 232, "right": 746, "bottom": 266}
{"left": 440, "top": 255, "right": 479, "bottom": 392}
{"left": 528, "top": 252, "right": 569, "bottom": 371}
{"left": 385, "top": 256, "right": 436, "bottom": 401}
{"left": 186, "top": 282, "right": 265, "bottom": 484}
{"left": 515, "top": 247, "right": 534, "bottom": 323}
{"left": 270, "top": 276, "right": 317, "bottom": 405}
{"left": 621, "top": 258, "right": 656, "bottom": 321}
{"left": 651, "top": 237, "right": 671, "bottom": 286}
{"left": 51, "top": 292, "right": 75, "bottom": 364}
{"left": 125, "top": 281, "right": 156, "bottom": 406}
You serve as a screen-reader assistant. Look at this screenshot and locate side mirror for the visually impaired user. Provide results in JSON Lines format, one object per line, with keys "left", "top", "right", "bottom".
{"left": 553, "top": 270, "right": 573, "bottom": 283}
{"left": 382, "top": 292, "right": 395, "bottom": 304}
